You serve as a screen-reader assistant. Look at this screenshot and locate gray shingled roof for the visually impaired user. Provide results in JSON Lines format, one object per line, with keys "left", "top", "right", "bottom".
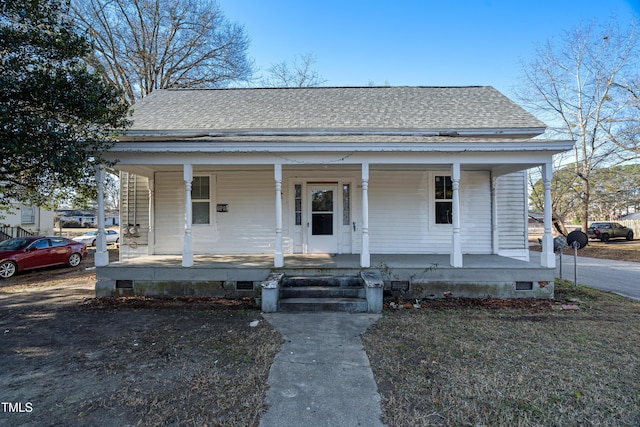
{"left": 128, "top": 86, "right": 545, "bottom": 133}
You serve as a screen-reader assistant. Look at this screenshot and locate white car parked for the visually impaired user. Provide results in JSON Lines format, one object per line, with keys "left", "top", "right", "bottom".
{"left": 73, "top": 229, "right": 119, "bottom": 246}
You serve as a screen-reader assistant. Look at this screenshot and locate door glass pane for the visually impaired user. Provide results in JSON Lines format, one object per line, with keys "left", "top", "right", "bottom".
{"left": 312, "top": 213, "right": 333, "bottom": 235}
{"left": 342, "top": 184, "right": 350, "bottom": 225}
{"left": 312, "top": 190, "right": 333, "bottom": 212}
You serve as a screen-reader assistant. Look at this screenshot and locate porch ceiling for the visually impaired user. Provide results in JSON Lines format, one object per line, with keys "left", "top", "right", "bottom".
{"left": 114, "top": 161, "right": 544, "bottom": 178}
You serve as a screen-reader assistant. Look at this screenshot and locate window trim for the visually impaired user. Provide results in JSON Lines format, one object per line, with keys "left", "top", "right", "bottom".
{"left": 191, "top": 174, "right": 214, "bottom": 226}
{"left": 21, "top": 206, "right": 36, "bottom": 224}
{"left": 433, "top": 174, "right": 453, "bottom": 226}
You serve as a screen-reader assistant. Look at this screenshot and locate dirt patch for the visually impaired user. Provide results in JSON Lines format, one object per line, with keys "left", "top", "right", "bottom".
{"left": 0, "top": 252, "right": 281, "bottom": 426}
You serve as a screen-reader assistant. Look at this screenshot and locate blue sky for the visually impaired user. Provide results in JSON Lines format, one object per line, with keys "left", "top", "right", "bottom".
{"left": 219, "top": 0, "right": 639, "bottom": 97}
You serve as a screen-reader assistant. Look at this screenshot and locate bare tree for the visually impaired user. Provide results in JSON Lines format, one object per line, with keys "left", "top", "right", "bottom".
{"left": 518, "top": 19, "right": 639, "bottom": 232}
{"left": 612, "top": 76, "right": 640, "bottom": 156}
{"left": 261, "top": 53, "right": 327, "bottom": 87}
{"left": 71, "top": 0, "right": 253, "bottom": 105}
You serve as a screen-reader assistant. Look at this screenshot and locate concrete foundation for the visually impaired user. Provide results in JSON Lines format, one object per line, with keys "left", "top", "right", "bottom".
{"left": 95, "top": 253, "right": 556, "bottom": 301}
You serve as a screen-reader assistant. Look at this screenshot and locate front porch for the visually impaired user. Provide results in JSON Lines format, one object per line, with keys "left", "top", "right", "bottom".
{"left": 96, "top": 253, "right": 555, "bottom": 303}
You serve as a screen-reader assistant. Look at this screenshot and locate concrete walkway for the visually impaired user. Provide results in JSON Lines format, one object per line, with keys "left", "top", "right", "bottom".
{"left": 259, "top": 312, "right": 384, "bottom": 427}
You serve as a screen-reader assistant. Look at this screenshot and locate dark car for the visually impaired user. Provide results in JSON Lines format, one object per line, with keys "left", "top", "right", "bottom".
{"left": 587, "top": 222, "right": 634, "bottom": 242}
{"left": 0, "top": 236, "right": 87, "bottom": 279}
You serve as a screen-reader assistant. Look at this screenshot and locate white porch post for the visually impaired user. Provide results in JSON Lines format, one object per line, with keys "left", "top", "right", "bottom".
{"left": 274, "top": 164, "right": 284, "bottom": 268}
{"left": 541, "top": 162, "right": 555, "bottom": 268}
{"left": 94, "top": 165, "right": 109, "bottom": 267}
{"left": 360, "top": 163, "right": 370, "bottom": 268}
{"left": 147, "top": 177, "right": 155, "bottom": 254}
{"left": 182, "top": 164, "right": 193, "bottom": 267}
{"left": 491, "top": 174, "right": 499, "bottom": 254}
{"left": 450, "top": 163, "right": 463, "bottom": 267}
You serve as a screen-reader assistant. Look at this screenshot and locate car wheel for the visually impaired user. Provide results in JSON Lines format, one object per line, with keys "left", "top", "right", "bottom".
{"left": 601, "top": 233, "right": 610, "bottom": 242}
{"left": 0, "top": 260, "right": 17, "bottom": 279}
{"left": 68, "top": 253, "right": 82, "bottom": 267}
{"left": 627, "top": 231, "right": 634, "bottom": 241}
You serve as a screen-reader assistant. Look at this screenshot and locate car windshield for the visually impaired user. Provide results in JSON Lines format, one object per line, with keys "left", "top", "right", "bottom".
{"left": 0, "top": 238, "right": 31, "bottom": 250}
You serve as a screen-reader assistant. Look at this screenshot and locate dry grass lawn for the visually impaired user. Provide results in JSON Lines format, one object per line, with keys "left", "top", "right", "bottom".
{"left": 363, "top": 280, "right": 640, "bottom": 426}
{"left": 2, "top": 243, "right": 638, "bottom": 426}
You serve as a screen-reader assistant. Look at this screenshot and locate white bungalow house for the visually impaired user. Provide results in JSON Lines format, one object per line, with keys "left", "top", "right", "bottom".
{"left": 94, "top": 86, "right": 573, "bottom": 311}
{"left": 1, "top": 204, "right": 55, "bottom": 240}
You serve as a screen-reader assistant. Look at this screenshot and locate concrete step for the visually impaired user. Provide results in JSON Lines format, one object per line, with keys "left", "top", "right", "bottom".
{"left": 281, "top": 286, "right": 365, "bottom": 299}
{"left": 279, "top": 297, "right": 368, "bottom": 313}
{"left": 281, "top": 276, "right": 363, "bottom": 288}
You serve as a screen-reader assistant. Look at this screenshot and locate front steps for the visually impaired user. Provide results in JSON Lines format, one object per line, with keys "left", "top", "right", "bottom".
{"left": 278, "top": 275, "right": 368, "bottom": 312}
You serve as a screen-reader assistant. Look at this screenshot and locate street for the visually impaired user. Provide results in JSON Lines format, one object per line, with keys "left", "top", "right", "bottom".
{"left": 531, "top": 251, "right": 640, "bottom": 301}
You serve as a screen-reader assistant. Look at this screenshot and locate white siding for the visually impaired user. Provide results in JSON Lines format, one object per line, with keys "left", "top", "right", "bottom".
{"left": 215, "top": 170, "right": 277, "bottom": 254}
{"left": 460, "top": 171, "right": 492, "bottom": 253}
{"left": 368, "top": 170, "right": 492, "bottom": 254}
{"left": 153, "top": 170, "right": 279, "bottom": 255}
{"left": 368, "top": 171, "right": 430, "bottom": 253}
{"left": 150, "top": 168, "right": 496, "bottom": 255}
{"left": 120, "top": 172, "right": 150, "bottom": 245}
{"left": 154, "top": 172, "right": 184, "bottom": 254}
{"left": 496, "top": 172, "right": 527, "bottom": 250}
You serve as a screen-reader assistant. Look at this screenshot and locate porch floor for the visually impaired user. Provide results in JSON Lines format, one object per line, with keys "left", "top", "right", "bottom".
{"left": 96, "top": 253, "right": 555, "bottom": 299}
{"left": 108, "top": 253, "right": 545, "bottom": 270}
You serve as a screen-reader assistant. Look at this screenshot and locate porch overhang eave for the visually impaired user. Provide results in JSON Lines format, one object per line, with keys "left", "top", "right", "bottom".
{"left": 107, "top": 140, "right": 575, "bottom": 155}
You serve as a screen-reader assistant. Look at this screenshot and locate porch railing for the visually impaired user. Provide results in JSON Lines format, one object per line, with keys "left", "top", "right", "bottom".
{"left": 0, "top": 225, "right": 35, "bottom": 242}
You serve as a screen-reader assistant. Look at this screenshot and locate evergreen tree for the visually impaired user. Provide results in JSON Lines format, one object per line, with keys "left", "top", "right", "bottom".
{"left": 0, "top": 0, "right": 130, "bottom": 210}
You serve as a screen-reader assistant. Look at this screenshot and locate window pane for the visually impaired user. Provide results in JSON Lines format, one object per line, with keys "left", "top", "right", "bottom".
{"left": 21, "top": 206, "right": 35, "bottom": 224}
{"left": 343, "top": 184, "right": 350, "bottom": 225}
{"left": 435, "top": 176, "right": 452, "bottom": 200}
{"left": 311, "top": 190, "right": 333, "bottom": 212}
{"left": 192, "top": 202, "right": 210, "bottom": 224}
{"left": 435, "top": 202, "right": 452, "bottom": 224}
{"left": 192, "top": 176, "right": 210, "bottom": 200}
{"left": 294, "top": 184, "right": 302, "bottom": 226}
{"left": 312, "top": 213, "right": 333, "bottom": 235}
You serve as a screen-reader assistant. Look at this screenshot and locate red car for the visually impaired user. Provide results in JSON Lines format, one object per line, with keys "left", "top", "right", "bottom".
{"left": 0, "top": 236, "right": 87, "bottom": 279}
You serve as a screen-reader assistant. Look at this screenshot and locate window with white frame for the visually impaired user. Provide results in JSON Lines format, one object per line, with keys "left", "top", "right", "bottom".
{"left": 21, "top": 206, "right": 35, "bottom": 224}
{"left": 434, "top": 175, "right": 452, "bottom": 224}
{"left": 294, "top": 184, "right": 302, "bottom": 226}
{"left": 191, "top": 176, "right": 210, "bottom": 224}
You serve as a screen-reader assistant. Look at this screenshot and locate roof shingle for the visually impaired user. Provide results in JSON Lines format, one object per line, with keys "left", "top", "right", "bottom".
{"left": 128, "top": 86, "right": 545, "bottom": 133}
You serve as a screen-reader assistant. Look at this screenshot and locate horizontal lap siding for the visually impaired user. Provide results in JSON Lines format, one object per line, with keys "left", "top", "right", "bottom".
{"left": 368, "top": 170, "right": 492, "bottom": 254}
{"left": 120, "top": 173, "right": 150, "bottom": 245}
{"left": 154, "top": 172, "right": 184, "bottom": 254}
{"left": 460, "top": 171, "right": 492, "bottom": 253}
{"left": 496, "top": 172, "right": 527, "bottom": 249}
{"left": 215, "top": 171, "right": 276, "bottom": 254}
{"left": 369, "top": 171, "right": 431, "bottom": 253}
{"left": 154, "top": 170, "right": 277, "bottom": 254}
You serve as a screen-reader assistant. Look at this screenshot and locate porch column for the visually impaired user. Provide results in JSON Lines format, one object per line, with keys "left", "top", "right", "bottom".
{"left": 274, "top": 164, "right": 284, "bottom": 268}
{"left": 182, "top": 164, "right": 193, "bottom": 267}
{"left": 540, "top": 163, "right": 555, "bottom": 268}
{"left": 147, "top": 177, "right": 155, "bottom": 254}
{"left": 450, "top": 163, "right": 463, "bottom": 267}
{"left": 360, "top": 163, "right": 370, "bottom": 268}
{"left": 94, "top": 165, "right": 109, "bottom": 267}
{"left": 491, "top": 174, "right": 499, "bottom": 254}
